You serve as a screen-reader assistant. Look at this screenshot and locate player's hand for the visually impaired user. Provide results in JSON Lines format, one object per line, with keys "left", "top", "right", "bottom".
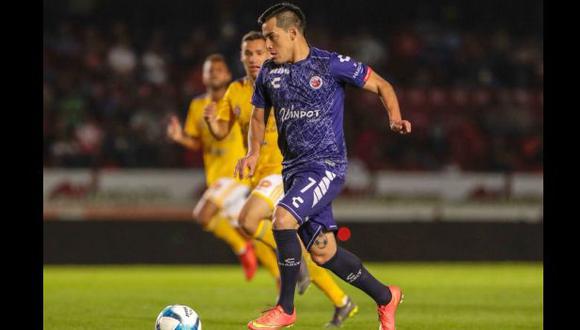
{"left": 234, "top": 152, "right": 259, "bottom": 180}
{"left": 167, "top": 115, "right": 184, "bottom": 142}
{"left": 203, "top": 102, "right": 218, "bottom": 123}
{"left": 389, "top": 120, "right": 412, "bottom": 134}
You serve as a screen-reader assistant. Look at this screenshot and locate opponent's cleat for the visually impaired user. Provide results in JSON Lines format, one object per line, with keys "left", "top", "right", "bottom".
{"left": 239, "top": 242, "right": 258, "bottom": 281}
{"left": 247, "top": 305, "right": 296, "bottom": 330}
{"left": 377, "top": 285, "right": 403, "bottom": 330}
{"left": 296, "top": 256, "right": 311, "bottom": 295}
{"left": 325, "top": 296, "right": 359, "bottom": 328}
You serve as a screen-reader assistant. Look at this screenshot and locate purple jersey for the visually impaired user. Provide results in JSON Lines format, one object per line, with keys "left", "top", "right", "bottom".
{"left": 252, "top": 47, "right": 371, "bottom": 178}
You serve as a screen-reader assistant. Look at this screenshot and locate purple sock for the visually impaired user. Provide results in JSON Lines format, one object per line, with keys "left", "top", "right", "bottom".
{"left": 273, "top": 229, "right": 302, "bottom": 314}
{"left": 321, "top": 247, "right": 392, "bottom": 305}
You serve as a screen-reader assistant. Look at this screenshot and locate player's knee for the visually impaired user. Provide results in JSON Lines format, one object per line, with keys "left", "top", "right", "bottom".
{"left": 309, "top": 248, "right": 334, "bottom": 266}
{"left": 272, "top": 207, "right": 298, "bottom": 230}
{"left": 192, "top": 203, "right": 213, "bottom": 227}
{"left": 310, "top": 253, "right": 331, "bottom": 266}
{"left": 309, "top": 236, "right": 337, "bottom": 266}
{"left": 194, "top": 211, "right": 211, "bottom": 227}
{"left": 238, "top": 208, "right": 258, "bottom": 236}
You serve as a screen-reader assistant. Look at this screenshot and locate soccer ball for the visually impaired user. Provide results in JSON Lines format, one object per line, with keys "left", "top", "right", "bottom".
{"left": 155, "top": 305, "right": 202, "bottom": 330}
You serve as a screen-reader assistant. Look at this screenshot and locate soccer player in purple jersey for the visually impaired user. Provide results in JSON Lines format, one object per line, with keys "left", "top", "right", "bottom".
{"left": 236, "top": 3, "right": 412, "bottom": 330}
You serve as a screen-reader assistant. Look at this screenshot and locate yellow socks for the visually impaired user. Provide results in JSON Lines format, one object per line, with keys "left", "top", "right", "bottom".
{"left": 254, "top": 239, "right": 280, "bottom": 279}
{"left": 252, "top": 220, "right": 281, "bottom": 283}
{"left": 253, "top": 219, "right": 277, "bottom": 250}
{"left": 203, "top": 215, "right": 248, "bottom": 255}
{"left": 303, "top": 249, "right": 348, "bottom": 308}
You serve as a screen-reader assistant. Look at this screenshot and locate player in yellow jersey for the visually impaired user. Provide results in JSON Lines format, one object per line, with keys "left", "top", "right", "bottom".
{"left": 167, "top": 54, "right": 280, "bottom": 283}
{"left": 205, "top": 32, "right": 358, "bottom": 328}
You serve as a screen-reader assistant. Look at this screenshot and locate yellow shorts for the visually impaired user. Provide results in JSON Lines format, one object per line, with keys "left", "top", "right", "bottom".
{"left": 250, "top": 174, "right": 284, "bottom": 209}
{"left": 194, "top": 177, "right": 250, "bottom": 222}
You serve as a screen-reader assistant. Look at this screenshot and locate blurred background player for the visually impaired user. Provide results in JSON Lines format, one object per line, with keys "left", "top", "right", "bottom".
{"left": 238, "top": 3, "right": 410, "bottom": 329}
{"left": 205, "top": 31, "right": 358, "bottom": 328}
{"left": 167, "top": 54, "right": 264, "bottom": 281}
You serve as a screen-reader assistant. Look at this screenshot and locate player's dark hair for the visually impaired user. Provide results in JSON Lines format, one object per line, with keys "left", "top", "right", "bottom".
{"left": 257, "top": 2, "right": 306, "bottom": 34}
{"left": 241, "top": 31, "right": 266, "bottom": 45}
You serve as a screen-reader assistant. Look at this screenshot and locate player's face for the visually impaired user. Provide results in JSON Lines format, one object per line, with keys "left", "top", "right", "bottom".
{"left": 241, "top": 39, "right": 269, "bottom": 80}
{"left": 262, "top": 17, "right": 294, "bottom": 64}
{"left": 202, "top": 60, "right": 231, "bottom": 89}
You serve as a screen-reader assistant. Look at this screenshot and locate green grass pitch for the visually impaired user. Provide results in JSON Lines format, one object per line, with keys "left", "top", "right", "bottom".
{"left": 44, "top": 263, "right": 542, "bottom": 329}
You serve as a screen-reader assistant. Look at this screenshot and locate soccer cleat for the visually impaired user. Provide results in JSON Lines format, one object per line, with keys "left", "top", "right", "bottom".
{"left": 377, "top": 285, "right": 404, "bottom": 330}
{"left": 247, "top": 305, "right": 296, "bottom": 330}
{"left": 325, "top": 296, "right": 359, "bottom": 328}
{"left": 296, "top": 256, "right": 311, "bottom": 295}
{"left": 239, "top": 242, "right": 258, "bottom": 281}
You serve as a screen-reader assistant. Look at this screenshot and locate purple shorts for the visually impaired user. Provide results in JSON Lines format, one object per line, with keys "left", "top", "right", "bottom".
{"left": 277, "top": 167, "right": 344, "bottom": 251}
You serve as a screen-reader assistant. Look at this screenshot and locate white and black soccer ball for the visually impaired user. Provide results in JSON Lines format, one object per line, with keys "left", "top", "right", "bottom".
{"left": 155, "top": 305, "right": 202, "bottom": 330}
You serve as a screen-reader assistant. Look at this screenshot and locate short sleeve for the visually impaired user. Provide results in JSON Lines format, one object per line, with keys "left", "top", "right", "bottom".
{"left": 251, "top": 66, "right": 271, "bottom": 109}
{"left": 183, "top": 99, "right": 201, "bottom": 138}
{"left": 216, "top": 84, "right": 233, "bottom": 122}
{"left": 329, "top": 52, "right": 372, "bottom": 88}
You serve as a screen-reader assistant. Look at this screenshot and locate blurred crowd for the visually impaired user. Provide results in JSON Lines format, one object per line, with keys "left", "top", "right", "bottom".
{"left": 43, "top": 0, "right": 542, "bottom": 172}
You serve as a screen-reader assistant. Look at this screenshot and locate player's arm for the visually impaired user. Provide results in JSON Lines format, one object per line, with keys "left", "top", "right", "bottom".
{"left": 166, "top": 115, "right": 202, "bottom": 150}
{"left": 362, "top": 71, "right": 411, "bottom": 134}
{"left": 234, "top": 106, "right": 266, "bottom": 180}
{"left": 247, "top": 106, "right": 266, "bottom": 156}
{"left": 204, "top": 101, "right": 234, "bottom": 140}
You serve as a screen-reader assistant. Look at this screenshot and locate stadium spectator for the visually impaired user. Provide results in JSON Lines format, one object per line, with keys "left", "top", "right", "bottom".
{"left": 42, "top": 1, "right": 542, "bottom": 173}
